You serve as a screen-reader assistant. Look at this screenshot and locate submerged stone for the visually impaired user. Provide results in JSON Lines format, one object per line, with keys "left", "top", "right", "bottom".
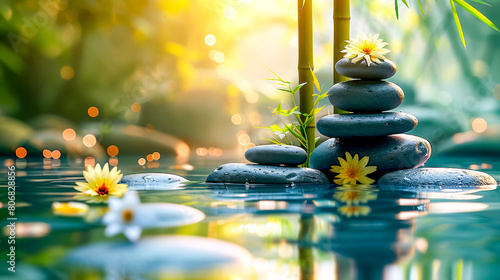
{"left": 317, "top": 112, "right": 418, "bottom": 137}
{"left": 327, "top": 80, "right": 404, "bottom": 112}
{"left": 377, "top": 168, "right": 498, "bottom": 187}
{"left": 205, "top": 163, "right": 329, "bottom": 185}
{"left": 335, "top": 58, "right": 397, "bottom": 80}
{"left": 120, "top": 173, "right": 187, "bottom": 190}
{"left": 244, "top": 144, "right": 307, "bottom": 165}
{"left": 310, "top": 134, "right": 431, "bottom": 179}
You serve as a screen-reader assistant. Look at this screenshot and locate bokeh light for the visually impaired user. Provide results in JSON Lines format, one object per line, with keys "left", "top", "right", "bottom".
{"left": 152, "top": 152, "right": 161, "bottom": 160}
{"left": 60, "top": 66, "right": 75, "bottom": 80}
{"left": 131, "top": 102, "right": 141, "bottom": 112}
{"left": 83, "top": 134, "right": 97, "bottom": 147}
{"left": 84, "top": 157, "right": 95, "bottom": 167}
{"left": 15, "top": 147, "right": 27, "bottom": 158}
{"left": 62, "top": 128, "right": 76, "bottom": 141}
{"left": 42, "top": 149, "right": 52, "bottom": 158}
{"left": 138, "top": 158, "right": 146, "bottom": 166}
{"left": 87, "top": 107, "right": 99, "bottom": 118}
{"left": 231, "top": 114, "right": 243, "bottom": 125}
{"left": 51, "top": 150, "right": 61, "bottom": 159}
{"left": 205, "top": 34, "right": 216, "bottom": 46}
{"left": 196, "top": 147, "right": 208, "bottom": 156}
{"left": 107, "top": 145, "right": 119, "bottom": 157}
{"left": 471, "top": 118, "right": 487, "bottom": 133}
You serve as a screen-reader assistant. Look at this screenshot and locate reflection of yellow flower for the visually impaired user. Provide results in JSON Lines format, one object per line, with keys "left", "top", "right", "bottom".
{"left": 334, "top": 185, "right": 378, "bottom": 205}
{"left": 52, "top": 202, "right": 89, "bottom": 217}
{"left": 74, "top": 163, "right": 128, "bottom": 198}
{"left": 342, "top": 33, "right": 390, "bottom": 66}
{"left": 339, "top": 205, "right": 371, "bottom": 217}
{"left": 330, "top": 152, "right": 377, "bottom": 185}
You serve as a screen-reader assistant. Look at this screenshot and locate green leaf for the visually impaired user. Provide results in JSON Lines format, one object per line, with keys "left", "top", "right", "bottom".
{"left": 416, "top": 0, "right": 426, "bottom": 18}
{"left": 450, "top": 0, "right": 466, "bottom": 48}
{"left": 395, "top": 0, "right": 399, "bottom": 19}
{"left": 264, "top": 65, "right": 284, "bottom": 81}
{"left": 277, "top": 88, "right": 293, "bottom": 93}
{"left": 292, "top": 82, "right": 307, "bottom": 94}
{"left": 469, "top": 0, "right": 491, "bottom": 6}
{"left": 315, "top": 137, "right": 320, "bottom": 145}
{"left": 400, "top": 0, "right": 409, "bottom": 8}
{"left": 454, "top": 0, "right": 499, "bottom": 32}
{"left": 263, "top": 138, "right": 282, "bottom": 145}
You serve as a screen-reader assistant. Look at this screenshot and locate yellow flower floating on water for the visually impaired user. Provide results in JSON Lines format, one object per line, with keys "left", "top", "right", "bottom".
{"left": 52, "top": 202, "right": 89, "bottom": 217}
{"left": 333, "top": 185, "right": 378, "bottom": 205}
{"left": 342, "top": 33, "right": 390, "bottom": 66}
{"left": 330, "top": 152, "right": 377, "bottom": 185}
{"left": 74, "top": 163, "right": 128, "bottom": 198}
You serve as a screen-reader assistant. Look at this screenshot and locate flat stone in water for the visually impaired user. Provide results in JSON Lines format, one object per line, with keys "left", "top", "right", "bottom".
{"left": 120, "top": 173, "right": 187, "bottom": 190}
{"left": 317, "top": 112, "right": 418, "bottom": 137}
{"left": 65, "top": 236, "right": 253, "bottom": 274}
{"left": 328, "top": 80, "right": 404, "bottom": 112}
{"left": 245, "top": 144, "right": 307, "bottom": 165}
{"left": 310, "top": 134, "right": 431, "bottom": 180}
{"left": 335, "top": 58, "right": 397, "bottom": 80}
{"left": 377, "top": 168, "right": 498, "bottom": 187}
{"left": 205, "top": 163, "right": 329, "bottom": 185}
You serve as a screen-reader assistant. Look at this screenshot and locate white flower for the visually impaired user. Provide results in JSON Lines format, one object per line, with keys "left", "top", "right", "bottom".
{"left": 341, "top": 33, "right": 390, "bottom": 66}
{"left": 103, "top": 191, "right": 147, "bottom": 242}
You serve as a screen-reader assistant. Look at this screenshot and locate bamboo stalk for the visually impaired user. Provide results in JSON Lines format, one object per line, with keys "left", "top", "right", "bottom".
{"left": 333, "top": 0, "right": 350, "bottom": 114}
{"left": 298, "top": 0, "right": 315, "bottom": 165}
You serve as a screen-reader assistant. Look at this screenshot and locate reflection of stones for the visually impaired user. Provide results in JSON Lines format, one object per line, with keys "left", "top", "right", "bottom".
{"left": 378, "top": 168, "right": 498, "bottom": 188}
{"left": 327, "top": 80, "right": 404, "bottom": 112}
{"left": 66, "top": 236, "right": 253, "bottom": 274}
{"left": 120, "top": 173, "right": 187, "bottom": 190}
{"left": 206, "top": 163, "right": 329, "bottom": 185}
{"left": 317, "top": 112, "right": 418, "bottom": 137}
{"left": 311, "top": 135, "right": 431, "bottom": 179}
{"left": 244, "top": 144, "right": 307, "bottom": 166}
{"left": 335, "top": 58, "right": 397, "bottom": 80}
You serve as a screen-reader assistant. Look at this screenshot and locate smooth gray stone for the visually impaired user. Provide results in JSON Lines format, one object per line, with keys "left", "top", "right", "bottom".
{"left": 310, "top": 134, "right": 431, "bottom": 180}
{"left": 377, "top": 168, "right": 498, "bottom": 187}
{"left": 120, "top": 173, "right": 187, "bottom": 190}
{"left": 328, "top": 80, "right": 404, "bottom": 112}
{"left": 205, "top": 163, "right": 330, "bottom": 185}
{"left": 66, "top": 236, "right": 253, "bottom": 274}
{"left": 335, "top": 58, "right": 397, "bottom": 80}
{"left": 245, "top": 144, "right": 307, "bottom": 165}
{"left": 317, "top": 112, "right": 418, "bottom": 137}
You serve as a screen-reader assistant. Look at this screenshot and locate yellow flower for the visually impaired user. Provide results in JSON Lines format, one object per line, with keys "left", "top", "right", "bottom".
{"left": 74, "top": 163, "right": 128, "bottom": 198}
{"left": 338, "top": 205, "right": 371, "bottom": 218}
{"left": 330, "top": 152, "right": 377, "bottom": 185}
{"left": 333, "top": 185, "right": 378, "bottom": 205}
{"left": 341, "top": 33, "right": 390, "bottom": 66}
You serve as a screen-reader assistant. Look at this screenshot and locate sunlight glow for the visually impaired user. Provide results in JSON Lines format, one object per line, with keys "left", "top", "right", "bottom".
{"left": 82, "top": 134, "right": 97, "bottom": 147}
{"left": 471, "top": 118, "right": 487, "bottom": 133}
{"left": 62, "top": 128, "right": 76, "bottom": 141}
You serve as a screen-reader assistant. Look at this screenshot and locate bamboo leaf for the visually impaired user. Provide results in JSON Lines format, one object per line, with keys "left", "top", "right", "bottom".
{"left": 277, "top": 88, "right": 293, "bottom": 93}
{"left": 450, "top": 0, "right": 466, "bottom": 48}
{"left": 292, "top": 82, "right": 307, "bottom": 94}
{"left": 400, "top": 0, "right": 409, "bottom": 8}
{"left": 309, "top": 67, "right": 321, "bottom": 92}
{"left": 395, "top": 0, "right": 399, "bottom": 19}
{"left": 315, "top": 137, "right": 320, "bottom": 145}
{"left": 302, "top": 0, "right": 306, "bottom": 9}
{"left": 416, "top": 0, "right": 426, "bottom": 18}
{"left": 469, "top": 0, "right": 491, "bottom": 6}
{"left": 454, "top": 0, "right": 499, "bottom": 31}
{"left": 264, "top": 65, "right": 284, "bottom": 81}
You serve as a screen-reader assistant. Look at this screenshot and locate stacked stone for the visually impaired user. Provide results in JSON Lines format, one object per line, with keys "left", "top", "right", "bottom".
{"left": 310, "top": 58, "right": 432, "bottom": 181}
{"left": 206, "top": 145, "right": 329, "bottom": 185}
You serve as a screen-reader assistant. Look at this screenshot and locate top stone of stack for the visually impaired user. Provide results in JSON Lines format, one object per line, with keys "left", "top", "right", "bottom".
{"left": 335, "top": 58, "right": 397, "bottom": 80}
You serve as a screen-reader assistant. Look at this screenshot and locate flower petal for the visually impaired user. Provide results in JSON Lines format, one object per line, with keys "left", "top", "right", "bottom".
{"left": 124, "top": 226, "right": 142, "bottom": 242}
{"left": 105, "top": 223, "right": 123, "bottom": 237}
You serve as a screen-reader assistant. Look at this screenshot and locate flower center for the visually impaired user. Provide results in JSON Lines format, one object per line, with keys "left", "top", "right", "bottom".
{"left": 122, "top": 209, "right": 134, "bottom": 223}
{"left": 97, "top": 183, "right": 109, "bottom": 196}
{"left": 361, "top": 43, "right": 374, "bottom": 54}
{"left": 345, "top": 167, "right": 359, "bottom": 179}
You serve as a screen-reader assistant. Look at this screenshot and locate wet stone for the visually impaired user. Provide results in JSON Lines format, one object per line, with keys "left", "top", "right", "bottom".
{"left": 377, "top": 168, "right": 498, "bottom": 187}
{"left": 335, "top": 58, "right": 397, "bottom": 80}
{"left": 317, "top": 112, "right": 418, "bottom": 138}
{"left": 327, "top": 80, "right": 404, "bottom": 112}
{"left": 205, "top": 163, "right": 330, "bottom": 185}
{"left": 310, "top": 134, "right": 432, "bottom": 180}
{"left": 120, "top": 173, "right": 187, "bottom": 190}
{"left": 245, "top": 144, "right": 307, "bottom": 166}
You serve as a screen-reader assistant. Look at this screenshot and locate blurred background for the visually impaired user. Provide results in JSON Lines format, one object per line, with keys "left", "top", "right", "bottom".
{"left": 1, "top": 0, "right": 500, "bottom": 165}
